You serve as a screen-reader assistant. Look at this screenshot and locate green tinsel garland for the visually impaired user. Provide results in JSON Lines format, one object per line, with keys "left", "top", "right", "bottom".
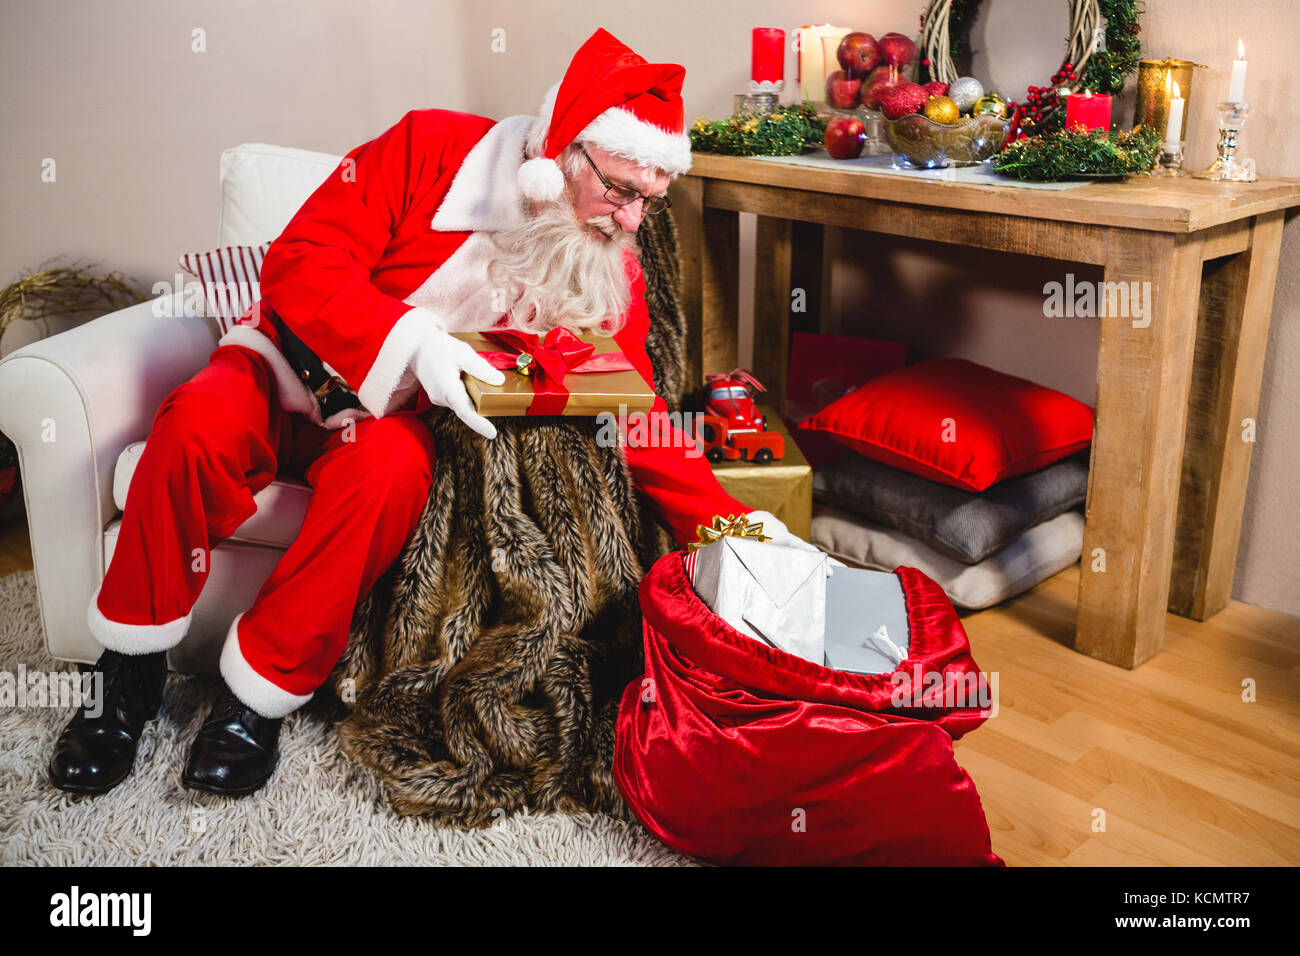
{"left": 690, "top": 102, "right": 827, "bottom": 156}
{"left": 993, "top": 125, "right": 1160, "bottom": 181}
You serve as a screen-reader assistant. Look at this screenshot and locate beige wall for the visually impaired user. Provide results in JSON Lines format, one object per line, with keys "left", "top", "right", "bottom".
{"left": 2, "top": 0, "right": 1296, "bottom": 614}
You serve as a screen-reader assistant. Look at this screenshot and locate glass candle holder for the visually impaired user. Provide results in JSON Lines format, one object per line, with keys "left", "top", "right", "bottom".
{"left": 1134, "top": 58, "right": 1206, "bottom": 141}
{"left": 1154, "top": 140, "right": 1187, "bottom": 177}
{"left": 1194, "top": 100, "right": 1257, "bottom": 182}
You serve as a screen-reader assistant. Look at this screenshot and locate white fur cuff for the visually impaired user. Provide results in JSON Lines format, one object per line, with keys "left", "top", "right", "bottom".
{"left": 356, "top": 306, "right": 444, "bottom": 418}
{"left": 87, "top": 582, "right": 191, "bottom": 655}
{"left": 219, "top": 613, "right": 315, "bottom": 719}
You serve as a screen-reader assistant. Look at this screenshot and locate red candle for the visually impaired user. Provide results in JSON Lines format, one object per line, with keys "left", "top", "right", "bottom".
{"left": 1064, "top": 90, "right": 1112, "bottom": 132}
{"left": 751, "top": 28, "right": 785, "bottom": 84}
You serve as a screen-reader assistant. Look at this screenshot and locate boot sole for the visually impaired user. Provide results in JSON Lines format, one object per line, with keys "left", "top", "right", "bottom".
{"left": 180, "top": 760, "right": 278, "bottom": 797}
{"left": 48, "top": 764, "right": 132, "bottom": 795}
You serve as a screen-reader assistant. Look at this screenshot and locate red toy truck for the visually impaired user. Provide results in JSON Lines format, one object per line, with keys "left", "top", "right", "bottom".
{"left": 694, "top": 369, "right": 785, "bottom": 464}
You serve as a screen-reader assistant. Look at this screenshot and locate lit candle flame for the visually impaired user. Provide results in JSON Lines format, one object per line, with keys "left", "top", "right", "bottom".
{"left": 1172, "top": 80, "right": 1181, "bottom": 99}
{"left": 1238, "top": 38, "right": 1245, "bottom": 59}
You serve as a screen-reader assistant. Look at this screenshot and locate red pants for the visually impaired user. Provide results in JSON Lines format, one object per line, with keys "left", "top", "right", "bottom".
{"left": 88, "top": 344, "right": 437, "bottom": 718}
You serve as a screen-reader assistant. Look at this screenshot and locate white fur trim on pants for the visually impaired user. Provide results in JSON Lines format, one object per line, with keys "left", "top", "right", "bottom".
{"left": 219, "top": 613, "right": 315, "bottom": 719}
{"left": 86, "top": 581, "right": 192, "bottom": 655}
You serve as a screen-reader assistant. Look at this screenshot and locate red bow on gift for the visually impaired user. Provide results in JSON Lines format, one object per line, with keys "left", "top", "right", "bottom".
{"left": 473, "top": 326, "right": 634, "bottom": 416}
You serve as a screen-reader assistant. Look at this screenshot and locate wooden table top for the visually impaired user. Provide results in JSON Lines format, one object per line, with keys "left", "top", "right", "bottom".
{"left": 685, "top": 152, "right": 1300, "bottom": 234}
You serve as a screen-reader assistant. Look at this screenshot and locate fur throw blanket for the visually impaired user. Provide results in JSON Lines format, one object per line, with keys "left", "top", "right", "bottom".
{"left": 333, "top": 213, "right": 687, "bottom": 826}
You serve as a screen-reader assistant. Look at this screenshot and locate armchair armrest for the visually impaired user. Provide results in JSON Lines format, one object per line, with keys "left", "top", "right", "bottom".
{"left": 0, "top": 294, "right": 217, "bottom": 661}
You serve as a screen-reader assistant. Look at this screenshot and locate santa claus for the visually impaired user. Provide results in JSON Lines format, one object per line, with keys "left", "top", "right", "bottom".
{"left": 49, "top": 28, "right": 824, "bottom": 798}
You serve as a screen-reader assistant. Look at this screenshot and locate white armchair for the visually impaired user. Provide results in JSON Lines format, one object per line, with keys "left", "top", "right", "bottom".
{"left": 0, "top": 142, "right": 344, "bottom": 673}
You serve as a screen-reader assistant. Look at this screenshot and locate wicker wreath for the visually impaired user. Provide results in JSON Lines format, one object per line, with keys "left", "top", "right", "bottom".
{"left": 922, "top": 0, "right": 1101, "bottom": 87}
{"left": 918, "top": 0, "right": 1141, "bottom": 133}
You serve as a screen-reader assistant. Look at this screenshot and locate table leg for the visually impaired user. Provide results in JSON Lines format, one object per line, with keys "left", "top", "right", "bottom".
{"left": 752, "top": 215, "right": 793, "bottom": 409}
{"left": 1076, "top": 229, "right": 1205, "bottom": 668}
{"left": 665, "top": 179, "right": 738, "bottom": 385}
{"left": 1168, "top": 211, "right": 1286, "bottom": 620}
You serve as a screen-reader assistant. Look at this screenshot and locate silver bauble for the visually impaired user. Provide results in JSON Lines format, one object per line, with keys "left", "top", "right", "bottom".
{"left": 948, "top": 76, "right": 985, "bottom": 113}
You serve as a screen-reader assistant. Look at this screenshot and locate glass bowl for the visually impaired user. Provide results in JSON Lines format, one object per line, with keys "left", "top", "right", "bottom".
{"left": 883, "top": 112, "right": 1013, "bottom": 168}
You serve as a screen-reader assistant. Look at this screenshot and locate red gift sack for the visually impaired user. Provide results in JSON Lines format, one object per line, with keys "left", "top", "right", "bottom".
{"left": 614, "top": 552, "right": 1004, "bottom": 867}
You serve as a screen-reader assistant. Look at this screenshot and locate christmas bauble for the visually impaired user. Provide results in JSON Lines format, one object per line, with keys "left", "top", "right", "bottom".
{"left": 881, "top": 82, "right": 929, "bottom": 120}
{"left": 922, "top": 95, "right": 961, "bottom": 124}
{"left": 948, "top": 76, "right": 985, "bottom": 113}
{"left": 973, "top": 93, "right": 1009, "bottom": 118}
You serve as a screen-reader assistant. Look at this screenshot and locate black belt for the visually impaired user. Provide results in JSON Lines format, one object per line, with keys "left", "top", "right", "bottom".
{"left": 276, "top": 320, "right": 364, "bottom": 421}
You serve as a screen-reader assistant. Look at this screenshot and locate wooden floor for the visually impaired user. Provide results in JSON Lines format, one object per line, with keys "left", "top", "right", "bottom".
{"left": 957, "top": 563, "right": 1300, "bottom": 866}
{"left": 2, "top": 512, "right": 1296, "bottom": 865}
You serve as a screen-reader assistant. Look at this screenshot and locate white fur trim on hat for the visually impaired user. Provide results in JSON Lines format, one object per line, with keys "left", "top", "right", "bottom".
{"left": 579, "top": 105, "right": 693, "bottom": 177}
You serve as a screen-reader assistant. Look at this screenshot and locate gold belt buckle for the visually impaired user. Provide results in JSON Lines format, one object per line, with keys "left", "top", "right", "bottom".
{"left": 314, "top": 376, "right": 344, "bottom": 403}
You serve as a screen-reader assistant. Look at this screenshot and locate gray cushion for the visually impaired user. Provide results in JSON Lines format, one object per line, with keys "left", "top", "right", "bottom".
{"left": 810, "top": 505, "right": 1085, "bottom": 610}
{"left": 812, "top": 449, "right": 1089, "bottom": 564}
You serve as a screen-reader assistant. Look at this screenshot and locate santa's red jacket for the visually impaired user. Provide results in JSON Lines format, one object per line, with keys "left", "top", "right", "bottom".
{"left": 222, "top": 107, "right": 749, "bottom": 546}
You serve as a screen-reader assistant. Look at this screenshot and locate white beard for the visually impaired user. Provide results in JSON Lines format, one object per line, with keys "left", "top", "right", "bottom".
{"left": 484, "top": 189, "right": 639, "bottom": 337}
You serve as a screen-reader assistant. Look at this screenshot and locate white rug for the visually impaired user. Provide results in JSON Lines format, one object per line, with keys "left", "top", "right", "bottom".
{"left": 0, "top": 570, "right": 693, "bottom": 866}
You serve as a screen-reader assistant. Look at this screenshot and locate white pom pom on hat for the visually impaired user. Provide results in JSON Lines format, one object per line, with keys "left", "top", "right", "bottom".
{"left": 517, "top": 156, "right": 567, "bottom": 202}
{"left": 520, "top": 28, "right": 692, "bottom": 203}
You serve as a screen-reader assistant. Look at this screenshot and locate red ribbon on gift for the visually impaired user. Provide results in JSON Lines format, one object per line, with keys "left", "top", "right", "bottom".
{"left": 473, "top": 326, "right": 635, "bottom": 416}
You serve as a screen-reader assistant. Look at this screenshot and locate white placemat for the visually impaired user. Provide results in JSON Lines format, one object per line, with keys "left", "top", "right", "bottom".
{"left": 750, "top": 151, "right": 1092, "bottom": 190}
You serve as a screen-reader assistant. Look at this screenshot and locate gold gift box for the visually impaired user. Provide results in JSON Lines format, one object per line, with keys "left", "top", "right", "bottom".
{"left": 453, "top": 330, "right": 656, "bottom": 417}
{"left": 709, "top": 405, "right": 812, "bottom": 540}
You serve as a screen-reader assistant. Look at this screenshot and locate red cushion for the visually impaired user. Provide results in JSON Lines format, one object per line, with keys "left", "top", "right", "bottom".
{"left": 785, "top": 332, "right": 908, "bottom": 470}
{"left": 799, "top": 358, "right": 1094, "bottom": 491}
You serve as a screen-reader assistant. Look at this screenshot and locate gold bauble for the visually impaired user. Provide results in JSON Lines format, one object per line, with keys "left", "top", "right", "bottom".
{"left": 922, "top": 95, "right": 961, "bottom": 125}
{"left": 972, "top": 93, "right": 1009, "bottom": 118}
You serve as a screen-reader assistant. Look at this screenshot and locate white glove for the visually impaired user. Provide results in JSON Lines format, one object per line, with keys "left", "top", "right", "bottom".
{"left": 413, "top": 326, "right": 507, "bottom": 440}
{"left": 746, "top": 509, "right": 847, "bottom": 569}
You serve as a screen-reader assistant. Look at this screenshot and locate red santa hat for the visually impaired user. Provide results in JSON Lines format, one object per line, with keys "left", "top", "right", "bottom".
{"left": 519, "top": 28, "right": 692, "bottom": 203}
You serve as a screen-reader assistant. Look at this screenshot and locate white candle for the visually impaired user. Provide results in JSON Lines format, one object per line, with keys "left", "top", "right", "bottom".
{"left": 1228, "top": 38, "right": 1247, "bottom": 101}
{"left": 1165, "top": 80, "right": 1184, "bottom": 144}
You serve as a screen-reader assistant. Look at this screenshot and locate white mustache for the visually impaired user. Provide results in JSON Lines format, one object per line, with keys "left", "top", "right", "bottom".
{"left": 586, "top": 215, "right": 622, "bottom": 239}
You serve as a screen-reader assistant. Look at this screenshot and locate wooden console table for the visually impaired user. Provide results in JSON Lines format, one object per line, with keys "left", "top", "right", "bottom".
{"left": 669, "top": 155, "right": 1300, "bottom": 668}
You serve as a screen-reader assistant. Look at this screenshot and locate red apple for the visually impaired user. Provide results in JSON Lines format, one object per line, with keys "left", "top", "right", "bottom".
{"left": 878, "top": 32, "right": 917, "bottom": 68}
{"left": 859, "top": 64, "right": 902, "bottom": 110}
{"left": 824, "top": 116, "right": 866, "bottom": 159}
{"left": 824, "top": 69, "right": 863, "bottom": 110}
{"left": 836, "top": 31, "right": 880, "bottom": 78}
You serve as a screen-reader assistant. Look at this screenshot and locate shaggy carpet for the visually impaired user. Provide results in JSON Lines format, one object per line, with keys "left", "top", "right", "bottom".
{"left": 0, "top": 571, "right": 692, "bottom": 866}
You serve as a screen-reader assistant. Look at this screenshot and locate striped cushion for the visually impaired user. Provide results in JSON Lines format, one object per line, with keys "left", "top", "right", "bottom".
{"left": 178, "top": 242, "right": 270, "bottom": 334}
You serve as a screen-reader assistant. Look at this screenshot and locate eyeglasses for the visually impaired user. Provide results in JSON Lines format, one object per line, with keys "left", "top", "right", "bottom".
{"left": 578, "top": 145, "right": 671, "bottom": 216}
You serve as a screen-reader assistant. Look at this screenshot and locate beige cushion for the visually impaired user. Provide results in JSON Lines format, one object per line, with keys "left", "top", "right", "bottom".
{"left": 810, "top": 504, "right": 1084, "bottom": 610}
{"left": 218, "top": 143, "right": 342, "bottom": 247}
{"left": 112, "top": 440, "right": 310, "bottom": 549}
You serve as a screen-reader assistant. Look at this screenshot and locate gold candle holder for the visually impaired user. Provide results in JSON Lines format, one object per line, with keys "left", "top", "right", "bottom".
{"left": 1134, "top": 58, "right": 1206, "bottom": 141}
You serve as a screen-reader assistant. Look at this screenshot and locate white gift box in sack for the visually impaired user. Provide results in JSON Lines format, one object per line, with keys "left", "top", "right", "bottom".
{"left": 685, "top": 536, "right": 831, "bottom": 664}
{"left": 685, "top": 537, "right": 911, "bottom": 673}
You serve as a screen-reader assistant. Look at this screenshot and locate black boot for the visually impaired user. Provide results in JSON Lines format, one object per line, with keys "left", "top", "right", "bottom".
{"left": 181, "top": 686, "right": 282, "bottom": 796}
{"left": 48, "top": 648, "right": 168, "bottom": 794}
